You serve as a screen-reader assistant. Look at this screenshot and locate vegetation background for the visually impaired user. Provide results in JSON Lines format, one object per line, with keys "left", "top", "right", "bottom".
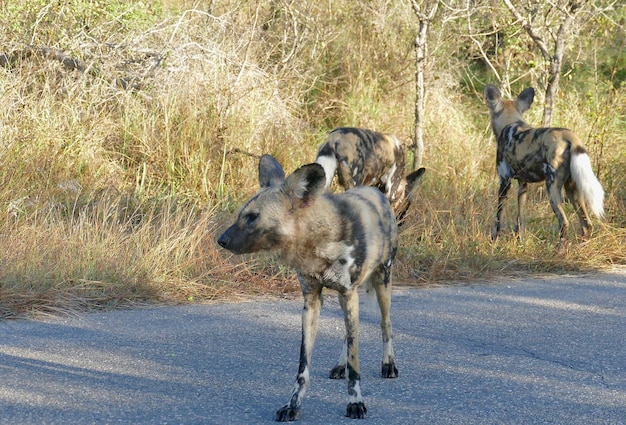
{"left": 1, "top": 0, "right": 624, "bottom": 318}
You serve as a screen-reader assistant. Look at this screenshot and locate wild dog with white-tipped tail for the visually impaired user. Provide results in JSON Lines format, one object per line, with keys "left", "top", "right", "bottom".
{"left": 315, "top": 127, "right": 425, "bottom": 224}
{"left": 217, "top": 155, "right": 399, "bottom": 421}
{"left": 484, "top": 85, "right": 604, "bottom": 250}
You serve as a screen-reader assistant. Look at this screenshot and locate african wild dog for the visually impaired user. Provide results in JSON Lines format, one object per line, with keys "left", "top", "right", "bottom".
{"left": 485, "top": 85, "right": 604, "bottom": 250}
{"left": 217, "top": 155, "right": 399, "bottom": 421}
{"left": 315, "top": 127, "right": 426, "bottom": 223}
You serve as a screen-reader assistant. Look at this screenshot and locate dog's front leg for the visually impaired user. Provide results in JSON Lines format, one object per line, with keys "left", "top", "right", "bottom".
{"left": 339, "top": 289, "right": 367, "bottom": 419}
{"left": 275, "top": 280, "right": 322, "bottom": 422}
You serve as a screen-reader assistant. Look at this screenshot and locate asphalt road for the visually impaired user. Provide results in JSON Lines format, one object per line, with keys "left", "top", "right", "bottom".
{"left": 1, "top": 271, "right": 625, "bottom": 425}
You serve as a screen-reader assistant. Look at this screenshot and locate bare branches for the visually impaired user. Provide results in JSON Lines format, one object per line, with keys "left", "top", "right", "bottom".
{"left": 411, "top": 0, "right": 439, "bottom": 21}
{"left": 465, "top": 3, "right": 503, "bottom": 87}
{"left": 500, "top": 0, "right": 587, "bottom": 125}
{"left": 503, "top": 0, "right": 552, "bottom": 61}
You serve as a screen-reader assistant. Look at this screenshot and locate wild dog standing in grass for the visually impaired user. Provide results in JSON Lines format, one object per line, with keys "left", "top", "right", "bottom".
{"left": 315, "top": 127, "right": 426, "bottom": 224}
{"left": 484, "top": 85, "right": 605, "bottom": 250}
{"left": 217, "top": 155, "right": 399, "bottom": 421}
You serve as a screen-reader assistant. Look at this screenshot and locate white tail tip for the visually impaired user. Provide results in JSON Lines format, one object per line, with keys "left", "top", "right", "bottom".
{"left": 315, "top": 155, "right": 338, "bottom": 189}
{"left": 570, "top": 152, "right": 605, "bottom": 219}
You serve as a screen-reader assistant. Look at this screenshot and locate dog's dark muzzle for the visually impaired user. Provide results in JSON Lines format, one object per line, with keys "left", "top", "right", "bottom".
{"left": 217, "top": 225, "right": 267, "bottom": 255}
{"left": 216, "top": 232, "right": 231, "bottom": 250}
{"left": 217, "top": 226, "right": 247, "bottom": 254}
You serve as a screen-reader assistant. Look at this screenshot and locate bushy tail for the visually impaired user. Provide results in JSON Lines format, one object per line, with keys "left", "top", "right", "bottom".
{"left": 315, "top": 142, "right": 338, "bottom": 189}
{"left": 570, "top": 151, "right": 605, "bottom": 218}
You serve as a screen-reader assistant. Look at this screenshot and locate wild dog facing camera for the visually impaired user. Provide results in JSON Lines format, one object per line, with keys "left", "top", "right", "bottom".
{"left": 217, "top": 154, "right": 399, "bottom": 421}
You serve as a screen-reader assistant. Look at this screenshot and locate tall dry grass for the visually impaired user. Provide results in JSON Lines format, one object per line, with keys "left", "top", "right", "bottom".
{"left": 1, "top": 0, "right": 625, "bottom": 318}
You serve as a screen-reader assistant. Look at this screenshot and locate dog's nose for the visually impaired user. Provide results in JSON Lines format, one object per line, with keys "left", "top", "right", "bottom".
{"left": 217, "top": 234, "right": 229, "bottom": 248}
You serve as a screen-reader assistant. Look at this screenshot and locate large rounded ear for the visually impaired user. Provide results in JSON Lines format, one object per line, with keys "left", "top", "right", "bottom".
{"left": 515, "top": 87, "right": 535, "bottom": 114}
{"left": 484, "top": 85, "right": 503, "bottom": 113}
{"left": 259, "top": 154, "right": 286, "bottom": 188}
{"left": 283, "top": 163, "right": 326, "bottom": 207}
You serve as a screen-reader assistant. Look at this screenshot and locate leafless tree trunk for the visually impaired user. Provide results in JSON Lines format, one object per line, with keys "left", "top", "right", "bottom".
{"left": 503, "top": 0, "right": 585, "bottom": 126}
{"left": 411, "top": 0, "right": 439, "bottom": 171}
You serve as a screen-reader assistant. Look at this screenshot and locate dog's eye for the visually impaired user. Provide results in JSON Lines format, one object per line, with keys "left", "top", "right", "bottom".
{"left": 245, "top": 212, "right": 259, "bottom": 225}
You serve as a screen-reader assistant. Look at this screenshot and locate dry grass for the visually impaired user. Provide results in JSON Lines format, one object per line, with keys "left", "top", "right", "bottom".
{"left": 1, "top": 1, "right": 625, "bottom": 318}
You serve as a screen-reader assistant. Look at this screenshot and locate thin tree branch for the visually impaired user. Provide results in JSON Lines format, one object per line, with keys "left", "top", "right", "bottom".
{"left": 502, "top": 0, "right": 552, "bottom": 61}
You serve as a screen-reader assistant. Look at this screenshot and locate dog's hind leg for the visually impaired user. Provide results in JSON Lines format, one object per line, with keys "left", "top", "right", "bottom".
{"left": 329, "top": 337, "right": 347, "bottom": 379}
{"left": 565, "top": 178, "right": 593, "bottom": 240}
{"left": 276, "top": 278, "right": 323, "bottom": 422}
{"left": 545, "top": 165, "right": 570, "bottom": 251}
{"left": 372, "top": 270, "right": 399, "bottom": 378}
